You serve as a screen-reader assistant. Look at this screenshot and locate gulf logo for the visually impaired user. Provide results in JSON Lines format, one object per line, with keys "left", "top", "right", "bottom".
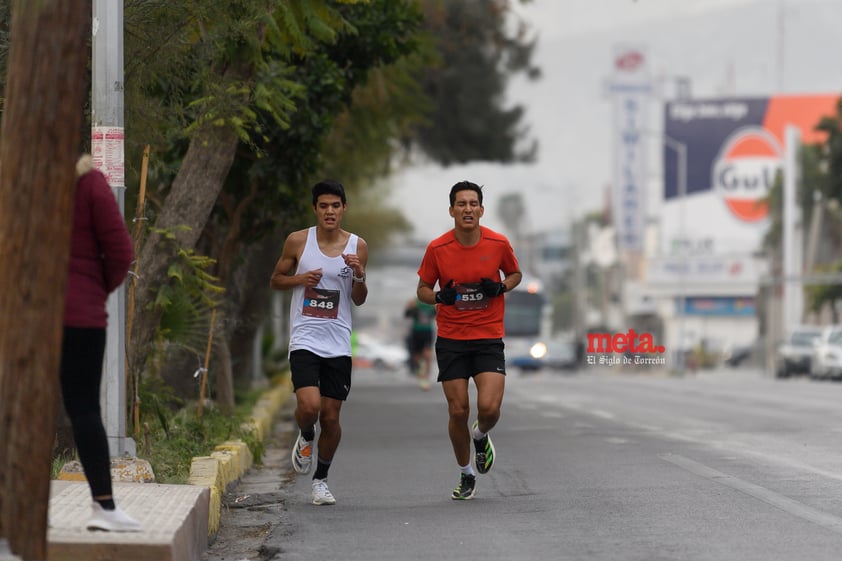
{"left": 711, "top": 127, "right": 781, "bottom": 222}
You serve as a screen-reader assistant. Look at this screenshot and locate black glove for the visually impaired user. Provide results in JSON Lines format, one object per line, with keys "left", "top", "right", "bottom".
{"left": 435, "top": 279, "right": 457, "bottom": 305}
{"left": 480, "top": 277, "right": 506, "bottom": 298}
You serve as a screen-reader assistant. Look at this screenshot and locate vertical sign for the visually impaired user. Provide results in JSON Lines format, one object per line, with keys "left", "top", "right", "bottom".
{"left": 609, "top": 45, "right": 651, "bottom": 252}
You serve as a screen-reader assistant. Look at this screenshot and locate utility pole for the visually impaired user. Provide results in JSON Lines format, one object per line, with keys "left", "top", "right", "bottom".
{"left": 92, "top": 0, "right": 135, "bottom": 457}
{"left": 782, "top": 125, "right": 803, "bottom": 332}
{"left": 662, "top": 134, "right": 688, "bottom": 375}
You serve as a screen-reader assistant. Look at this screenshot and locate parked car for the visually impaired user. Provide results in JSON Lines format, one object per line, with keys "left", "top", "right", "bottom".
{"left": 353, "top": 333, "right": 409, "bottom": 371}
{"left": 810, "top": 325, "right": 842, "bottom": 380}
{"left": 775, "top": 325, "right": 823, "bottom": 378}
{"left": 722, "top": 344, "right": 752, "bottom": 367}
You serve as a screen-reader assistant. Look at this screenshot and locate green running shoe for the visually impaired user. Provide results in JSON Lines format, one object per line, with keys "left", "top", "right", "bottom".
{"left": 451, "top": 473, "right": 477, "bottom": 500}
{"left": 472, "top": 420, "right": 495, "bottom": 474}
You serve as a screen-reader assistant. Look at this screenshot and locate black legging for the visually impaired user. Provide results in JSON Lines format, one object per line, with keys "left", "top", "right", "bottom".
{"left": 59, "top": 327, "right": 112, "bottom": 499}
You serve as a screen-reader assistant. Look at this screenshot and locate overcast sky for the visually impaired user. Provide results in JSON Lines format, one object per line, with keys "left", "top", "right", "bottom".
{"left": 385, "top": 0, "right": 842, "bottom": 243}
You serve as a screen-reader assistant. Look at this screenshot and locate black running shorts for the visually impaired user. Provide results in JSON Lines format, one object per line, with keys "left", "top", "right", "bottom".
{"left": 289, "top": 349, "right": 352, "bottom": 401}
{"left": 435, "top": 337, "right": 506, "bottom": 382}
{"left": 409, "top": 330, "right": 433, "bottom": 354}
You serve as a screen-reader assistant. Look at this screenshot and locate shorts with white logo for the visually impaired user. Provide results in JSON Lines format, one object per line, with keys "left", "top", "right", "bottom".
{"left": 435, "top": 337, "right": 506, "bottom": 382}
{"left": 289, "top": 349, "right": 352, "bottom": 401}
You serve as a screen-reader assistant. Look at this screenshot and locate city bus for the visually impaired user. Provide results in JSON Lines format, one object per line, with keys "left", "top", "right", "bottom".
{"left": 504, "top": 274, "right": 554, "bottom": 370}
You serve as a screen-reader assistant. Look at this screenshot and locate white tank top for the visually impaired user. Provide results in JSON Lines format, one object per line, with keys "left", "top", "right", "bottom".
{"left": 289, "top": 227, "right": 358, "bottom": 358}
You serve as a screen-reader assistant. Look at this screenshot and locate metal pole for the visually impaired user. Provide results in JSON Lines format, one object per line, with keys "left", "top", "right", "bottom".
{"left": 676, "top": 141, "right": 687, "bottom": 375}
{"left": 92, "top": 0, "right": 135, "bottom": 457}
{"left": 783, "top": 125, "right": 802, "bottom": 332}
{"left": 663, "top": 135, "right": 688, "bottom": 375}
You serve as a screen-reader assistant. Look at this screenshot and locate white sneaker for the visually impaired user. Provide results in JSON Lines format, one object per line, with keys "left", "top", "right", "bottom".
{"left": 86, "top": 502, "right": 142, "bottom": 532}
{"left": 291, "top": 431, "right": 313, "bottom": 474}
{"left": 311, "top": 478, "right": 336, "bottom": 505}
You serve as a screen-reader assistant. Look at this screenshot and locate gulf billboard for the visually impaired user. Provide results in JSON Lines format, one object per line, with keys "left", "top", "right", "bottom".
{"left": 661, "top": 95, "right": 838, "bottom": 257}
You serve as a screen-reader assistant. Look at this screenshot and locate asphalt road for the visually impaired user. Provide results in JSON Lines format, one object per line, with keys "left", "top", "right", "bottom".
{"left": 205, "top": 366, "right": 842, "bottom": 561}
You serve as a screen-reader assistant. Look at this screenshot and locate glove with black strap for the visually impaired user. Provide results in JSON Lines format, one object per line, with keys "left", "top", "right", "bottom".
{"left": 480, "top": 277, "right": 506, "bottom": 298}
{"left": 435, "top": 279, "right": 457, "bottom": 305}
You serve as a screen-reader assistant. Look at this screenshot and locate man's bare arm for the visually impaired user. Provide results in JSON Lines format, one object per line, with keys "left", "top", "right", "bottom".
{"left": 270, "top": 230, "right": 321, "bottom": 291}
{"left": 345, "top": 237, "right": 369, "bottom": 306}
{"left": 417, "top": 278, "right": 437, "bottom": 306}
{"left": 502, "top": 271, "right": 522, "bottom": 293}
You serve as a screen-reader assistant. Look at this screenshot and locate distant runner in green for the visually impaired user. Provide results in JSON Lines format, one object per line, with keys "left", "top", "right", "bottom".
{"left": 404, "top": 297, "right": 436, "bottom": 390}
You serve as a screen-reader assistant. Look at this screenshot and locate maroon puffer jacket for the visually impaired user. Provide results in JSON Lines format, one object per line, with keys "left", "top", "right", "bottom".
{"left": 63, "top": 156, "right": 134, "bottom": 328}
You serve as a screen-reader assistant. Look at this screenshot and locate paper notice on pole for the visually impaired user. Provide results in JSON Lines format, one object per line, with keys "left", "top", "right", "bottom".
{"left": 91, "top": 126, "right": 125, "bottom": 188}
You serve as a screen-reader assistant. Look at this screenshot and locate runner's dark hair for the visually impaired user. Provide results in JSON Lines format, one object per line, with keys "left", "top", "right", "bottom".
{"left": 312, "top": 179, "right": 347, "bottom": 205}
{"left": 449, "top": 181, "right": 483, "bottom": 207}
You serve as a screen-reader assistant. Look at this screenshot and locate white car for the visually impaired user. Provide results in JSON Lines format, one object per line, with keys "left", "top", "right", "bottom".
{"left": 810, "top": 325, "right": 842, "bottom": 380}
{"left": 353, "top": 333, "right": 409, "bottom": 371}
{"left": 775, "top": 326, "right": 823, "bottom": 378}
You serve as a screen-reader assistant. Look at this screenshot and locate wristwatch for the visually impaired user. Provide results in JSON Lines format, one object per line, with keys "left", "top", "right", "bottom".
{"left": 353, "top": 272, "right": 366, "bottom": 283}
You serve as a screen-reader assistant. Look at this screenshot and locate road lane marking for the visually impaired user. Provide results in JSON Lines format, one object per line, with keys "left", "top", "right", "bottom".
{"left": 661, "top": 453, "right": 842, "bottom": 534}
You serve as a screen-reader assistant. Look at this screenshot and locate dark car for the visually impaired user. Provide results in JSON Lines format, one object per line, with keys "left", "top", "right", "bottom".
{"left": 722, "top": 345, "right": 752, "bottom": 367}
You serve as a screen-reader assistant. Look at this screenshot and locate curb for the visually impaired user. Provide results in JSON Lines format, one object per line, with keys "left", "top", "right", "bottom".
{"left": 58, "top": 457, "right": 157, "bottom": 483}
{"left": 187, "top": 374, "right": 292, "bottom": 538}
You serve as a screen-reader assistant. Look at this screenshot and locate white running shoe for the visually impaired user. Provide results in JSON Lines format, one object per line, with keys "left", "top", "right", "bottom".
{"left": 86, "top": 502, "right": 142, "bottom": 532}
{"left": 311, "top": 478, "right": 336, "bottom": 505}
{"left": 291, "top": 431, "right": 313, "bottom": 474}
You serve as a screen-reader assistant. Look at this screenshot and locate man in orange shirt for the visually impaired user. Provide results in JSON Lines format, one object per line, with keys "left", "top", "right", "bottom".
{"left": 416, "top": 181, "right": 522, "bottom": 500}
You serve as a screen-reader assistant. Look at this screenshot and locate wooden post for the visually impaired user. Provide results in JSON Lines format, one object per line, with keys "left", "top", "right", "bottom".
{"left": 197, "top": 307, "right": 218, "bottom": 418}
{"left": 127, "top": 144, "right": 150, "bottom": 440}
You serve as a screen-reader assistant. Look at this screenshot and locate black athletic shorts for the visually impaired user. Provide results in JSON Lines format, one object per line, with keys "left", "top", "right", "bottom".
{"left": 409, "top": 330, "right": 433, "bottom": 354}
{"left": 435, "top": 337, "right": 506, "bottom": 382}
{"left": 289, "top": 349, "right": 352, "bottom": 401}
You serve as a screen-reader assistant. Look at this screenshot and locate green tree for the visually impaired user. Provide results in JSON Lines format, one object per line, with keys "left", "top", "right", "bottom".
{"left": 408, "top": 0, "right": 540, "bottom": 165}
{"left": 123, "top": 1, "right": 360, "bottom": 393}
{"left": 123, "top": 0, "right": 428, "bottom": 407}
{"left": 193, "top": 1, "right": 428, "bottom": 406}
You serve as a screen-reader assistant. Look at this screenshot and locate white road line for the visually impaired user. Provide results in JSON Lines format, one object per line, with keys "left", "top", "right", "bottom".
{"left": 661, "top": 453, "right": 842, "bottom": 534}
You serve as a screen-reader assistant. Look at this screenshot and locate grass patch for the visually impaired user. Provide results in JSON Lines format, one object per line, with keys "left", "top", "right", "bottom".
{"left": 135, "top": 374, "right": 277, "bottom": 484}
{"left": 138, "top": 401, "right": 263, "bottom": 484}
{"left": 51, "top": 451, "right": 77, "bottom": 480}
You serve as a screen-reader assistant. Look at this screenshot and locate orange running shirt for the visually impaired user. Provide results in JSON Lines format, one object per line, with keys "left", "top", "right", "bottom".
{"left": 417, "top": 226, "right": 520, "bottom": 340}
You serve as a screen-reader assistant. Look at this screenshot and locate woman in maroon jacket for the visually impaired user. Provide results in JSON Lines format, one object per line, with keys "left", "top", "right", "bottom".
{"left": 61, "top": 155, "right": 140, "bottom": 532}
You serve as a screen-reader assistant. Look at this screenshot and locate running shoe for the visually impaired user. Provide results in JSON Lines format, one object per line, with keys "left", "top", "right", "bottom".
{"left": 311, "top": 478, "right": 336, "bottom": 505}
{"left": 291, "top": 430, "right": 313, "bottom": 474}
{"left": 472, "top": 420, "right": 495, "bottom": 474}
{"left": 451, "top": 473, "right": 477, "bottom": 500}
{"left": 86, "top": 503, "right": 142, "bottom": 532}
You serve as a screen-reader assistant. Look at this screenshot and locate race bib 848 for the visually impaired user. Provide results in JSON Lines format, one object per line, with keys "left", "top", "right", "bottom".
{"left": 302, "top": 287, "right": 340, "bottom": 319}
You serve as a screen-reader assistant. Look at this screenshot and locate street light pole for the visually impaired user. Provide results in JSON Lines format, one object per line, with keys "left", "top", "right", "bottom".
{"left": 663, "top": 135, "right": 688, "bottom": 375}
{"left": 92, "top": 0, "right": 134, "bottom": 457}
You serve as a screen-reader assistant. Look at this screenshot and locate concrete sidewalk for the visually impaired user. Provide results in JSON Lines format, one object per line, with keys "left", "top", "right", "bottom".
{"left": 45, "top": 377, "right": 293, "bottom": 561}
{"left": 47, "top": 481, "right": 209, "bottom": 561}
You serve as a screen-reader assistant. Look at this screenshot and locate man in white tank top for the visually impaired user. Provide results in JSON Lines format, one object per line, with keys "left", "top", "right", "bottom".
{"left": 270, "top": 180, "right": 368, "bottom": 505}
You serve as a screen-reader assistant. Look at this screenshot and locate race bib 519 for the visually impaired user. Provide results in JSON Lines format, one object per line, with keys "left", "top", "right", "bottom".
{"left": 455, "top": 283, "right": 487, "bottom": 311}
